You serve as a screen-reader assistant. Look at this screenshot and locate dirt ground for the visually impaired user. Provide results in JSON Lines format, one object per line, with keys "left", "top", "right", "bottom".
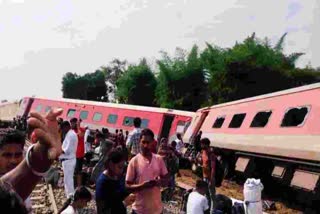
{"left": 176, "top": 169, "right": 303, "bottom": 214}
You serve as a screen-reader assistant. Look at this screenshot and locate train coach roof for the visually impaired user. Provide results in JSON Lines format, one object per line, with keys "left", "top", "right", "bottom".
{"left": 30, "top": 97, "right": 195, "bottom": 117}
{"left": 200, "top": 82, "right": 320, "bottom": 111}
{"left": 0, "top": 101, "right": 19, "bottom": 106}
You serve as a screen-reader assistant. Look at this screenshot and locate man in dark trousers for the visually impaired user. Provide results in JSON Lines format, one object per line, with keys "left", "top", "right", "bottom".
{"left": 200, "top": 138, "right": 216, "bottom": 212}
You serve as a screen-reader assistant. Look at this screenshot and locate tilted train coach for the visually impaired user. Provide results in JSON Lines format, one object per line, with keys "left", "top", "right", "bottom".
{"left": 17, "top": 97, "right": 194, "bottom": 142}
{"left": 183, "top": 83, "right": 320, "bottom": 198}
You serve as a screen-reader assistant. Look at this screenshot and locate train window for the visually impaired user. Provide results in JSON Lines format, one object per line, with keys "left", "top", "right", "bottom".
{"left": 123, "top": 117, "right": 134, "bottom": 126}
{"left": 93, "top": 112, "right": 102, "bottom": 122}
{"left": 107, "top": 114, "right": 118, "bottom": 124}
{"left": 176, "top": 120, "right": 185, "bottom": 133}
{"left": 229, "top": 113, "right": 246, "bottom": 128}
{"left": 35, "top": 104, "right": 42, "bottom": 112}
{"left": 80, "top": 111, "right": 89, "bottom": 120}
{"left": 281, "top": 106, "right": 309, "bottom": 127}
{"left": 250, "top": 111, "right": 272, "bottom": 127}
{"left": 67, "top": 109, "right": 76, "bottom": 118}
{"left": 141, "top": 119, "right": 149, "bottom": 128}
{"left": 45, "top": 106, "right": 52, "bottom": 113}
{"left": 212, "top": 116, "right": 225, "bottom": 128}
{"left": 184, "top": 121, "right": 191, "bottom": 132}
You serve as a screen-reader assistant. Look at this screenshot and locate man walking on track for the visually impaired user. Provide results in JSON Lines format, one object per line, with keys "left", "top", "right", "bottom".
{"left": 59, "top": 121, "right": 78, "bottom": 198}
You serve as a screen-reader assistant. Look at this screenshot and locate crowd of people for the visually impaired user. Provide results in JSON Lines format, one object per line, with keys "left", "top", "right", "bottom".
{"left": 0, "top": 109, "right": 227, "bottom": 214}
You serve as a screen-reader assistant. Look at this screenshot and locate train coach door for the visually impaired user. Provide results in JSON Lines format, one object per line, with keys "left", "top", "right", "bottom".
{"left": 190, "top": 110, "right": 209, "bottom": 142}
{"left": 159, "top": 114, "right": 175, "bottom": 140}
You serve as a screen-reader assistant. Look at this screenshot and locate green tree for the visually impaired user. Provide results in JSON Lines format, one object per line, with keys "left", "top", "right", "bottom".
{"left": 156, "top": 45, "right": 207, "bottom": 111}
{"left": 116, "top": 59, "right": 157, "bottom": 106}
{"left": 62, "top": 71, "right": 108, "bottom": 102}
{"left": 200, "top": 33, "right": 311, "bottom": 104}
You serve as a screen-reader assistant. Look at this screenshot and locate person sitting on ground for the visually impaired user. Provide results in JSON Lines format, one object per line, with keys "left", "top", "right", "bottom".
{"left": 1, "top": 108, "right": 63, "bottom": 210}
{"left": 126, "top": 128, "right": 169, "bottom": 214}
{"left": 187, "top": 180, "right": 210, "bottom": 214}
{"left": 59, "top": 186, "right": 92, "bottom": 214}
{"left": 96, "top": 149, "right": 134, "bottom": 214}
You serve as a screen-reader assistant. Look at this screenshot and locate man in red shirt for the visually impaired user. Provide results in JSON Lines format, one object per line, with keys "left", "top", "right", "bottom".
{"left": 70, "top": 118, "right": 85, "bottom": 187}
{"left": 200, "top": 138, "right": 216, "bottom": 212}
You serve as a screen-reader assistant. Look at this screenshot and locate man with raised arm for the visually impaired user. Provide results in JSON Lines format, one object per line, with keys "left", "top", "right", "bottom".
{"left": 1, "top": 108, "right": 63, "bottom": 201}
{"left": 0, "top": 128, "right": 32, "bottom": 212}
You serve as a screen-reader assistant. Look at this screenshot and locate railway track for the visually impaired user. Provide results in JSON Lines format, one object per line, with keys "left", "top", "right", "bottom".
{"left": 30, "top": 182, "right": 58, "bottom": 214}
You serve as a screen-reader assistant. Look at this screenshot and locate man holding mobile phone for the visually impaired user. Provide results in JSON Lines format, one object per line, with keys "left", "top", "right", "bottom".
{"left": 126, "top": 128, "right": 169, "bottom": 214}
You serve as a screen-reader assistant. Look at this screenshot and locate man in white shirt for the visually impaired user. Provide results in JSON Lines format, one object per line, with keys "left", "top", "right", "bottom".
{"left": 59, "top": 121, "right": 78, "bottom": 198}
{"left": 175, "top": 133, "right": 185, "bottom": 155}
{"left": 187, "top": 180, "right": 209, "bottom": 214}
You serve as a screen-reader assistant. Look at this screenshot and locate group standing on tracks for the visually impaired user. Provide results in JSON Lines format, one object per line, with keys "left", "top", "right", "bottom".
{"left": 0, "top": 107, "right": 237, "bottom": 214}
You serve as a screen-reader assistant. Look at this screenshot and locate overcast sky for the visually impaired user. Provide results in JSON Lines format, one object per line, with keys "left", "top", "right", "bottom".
{"left": 0, "top": 0, "right": 319, "bottom": 101}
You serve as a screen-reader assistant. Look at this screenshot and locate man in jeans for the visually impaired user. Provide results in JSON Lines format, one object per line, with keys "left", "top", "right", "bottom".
{"left": 126, "top": 128, "right": 169, "bottom": 214}
{"left": 59, "top": 121, "right": 78, "bottom": 198}
{"left": 200, "top": 138, "right": 216, "bottom": 212}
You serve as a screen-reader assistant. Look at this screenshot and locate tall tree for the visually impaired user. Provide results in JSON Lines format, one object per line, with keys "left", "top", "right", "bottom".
{"left": 62, "top": 71, "right": 108, "bottom": 102}
{"left": 201, "top": 33, "right": 309, "bottom": 104}
{"left": 116, "top": 59, "right": 157, "bottom": 106}
{"left": 156, "top": 45, "right": 207, "bottom": 111}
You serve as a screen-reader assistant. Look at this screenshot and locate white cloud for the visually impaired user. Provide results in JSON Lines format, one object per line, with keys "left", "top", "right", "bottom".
{"left": 0, "top": 0, "right": 319, "bottom": 101}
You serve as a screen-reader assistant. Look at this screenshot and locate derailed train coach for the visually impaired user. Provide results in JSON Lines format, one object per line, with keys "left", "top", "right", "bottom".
{"left": 17, "top": 97, "right": 194, "bottom": 142}
{"left": 183, "top": 83, "right": 320, "bottom": 201}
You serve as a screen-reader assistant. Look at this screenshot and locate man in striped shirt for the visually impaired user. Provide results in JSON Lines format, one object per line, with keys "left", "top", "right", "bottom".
{"left": 126, "top": 117, "right": 142, "bottom": 158}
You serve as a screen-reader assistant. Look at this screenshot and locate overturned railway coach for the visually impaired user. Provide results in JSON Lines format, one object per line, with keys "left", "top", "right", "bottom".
{"left": 17, "top": 97, "right": 194, "bottom": 142}
{"left": 183, "top": 83, "right": 320, "bottom": 197}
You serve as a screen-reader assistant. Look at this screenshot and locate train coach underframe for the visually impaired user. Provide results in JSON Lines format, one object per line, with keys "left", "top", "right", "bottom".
{"left": 188, "top": 144, "right": 320, "bottom": 207}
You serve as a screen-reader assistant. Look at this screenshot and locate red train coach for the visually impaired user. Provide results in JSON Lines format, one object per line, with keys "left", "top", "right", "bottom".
{"left": 18, "top": 97, "right": 194, "bottom": 142}
{"left": 183, "top": 83, "right": 320, "bottom": 199}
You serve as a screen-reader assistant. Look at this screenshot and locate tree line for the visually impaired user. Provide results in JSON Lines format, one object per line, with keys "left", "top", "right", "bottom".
{"left": 62, "top": 33, "right": 320, "bottom": 112}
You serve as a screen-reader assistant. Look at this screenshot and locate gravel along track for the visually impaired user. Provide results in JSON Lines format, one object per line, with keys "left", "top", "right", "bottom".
{"left": 30, "top": 167, "right": 303, "bottom": 214}
{"left": 177, "top": 170, "right": 303, "bottom": 214}
{"left": 29, "top": 182, "right": 57, "bottom": 214}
